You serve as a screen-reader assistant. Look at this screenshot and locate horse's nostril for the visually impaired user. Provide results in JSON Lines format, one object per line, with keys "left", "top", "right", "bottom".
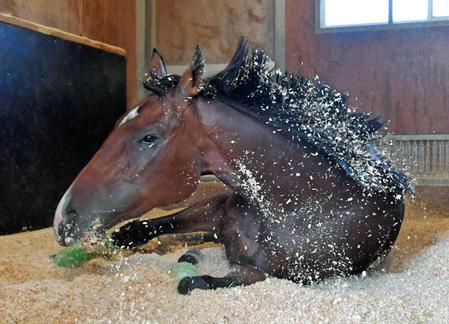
{"left": 65, "top": 206, "right": 78, "bottom": 223}
{"left": 57, "top": 223, "right": 68, "bottom": 246}
{"left": 56, "top": 205, "right": 79, "bottom": 246}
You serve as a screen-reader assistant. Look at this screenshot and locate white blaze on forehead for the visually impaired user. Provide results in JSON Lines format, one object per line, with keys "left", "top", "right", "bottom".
{"left": 119, "top": 105, "right": 140, "bottom": 126}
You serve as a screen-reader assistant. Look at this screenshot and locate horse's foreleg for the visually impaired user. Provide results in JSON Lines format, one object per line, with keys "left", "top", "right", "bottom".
{"left": 177, "top": 265, "right": 266, "bottom": 294}
{"left": 175, "top": 194, "right": 267, "bottom": 294}
{"left": 111, "top": 193, "right": 230, "bottom": 248}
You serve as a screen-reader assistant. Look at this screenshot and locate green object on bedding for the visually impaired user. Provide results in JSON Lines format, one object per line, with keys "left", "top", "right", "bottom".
{"left": 52, "top": 246, "right": 99, "bottom": 268}
{"left": 52, "top": 236, "right": 119, "bottom": 268}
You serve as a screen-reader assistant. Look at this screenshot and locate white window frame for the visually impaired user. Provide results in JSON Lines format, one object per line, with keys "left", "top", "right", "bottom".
{"left": 316, "top": 0, "right": 449, "bottom": 33}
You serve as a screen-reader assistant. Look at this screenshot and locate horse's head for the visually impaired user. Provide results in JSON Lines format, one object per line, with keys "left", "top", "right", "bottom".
{"left": 54, "top": 48, "right": 207, "bottom": 246}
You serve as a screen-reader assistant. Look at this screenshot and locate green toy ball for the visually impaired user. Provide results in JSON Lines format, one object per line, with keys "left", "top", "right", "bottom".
{"left": 169, "top": 262, "right": 199, "bottom": 282}
{"left": 51, "top": 246, "right": 99, "bottom": 268}
{"left": 52, "top": 237, "right": 119, "bottom": 268}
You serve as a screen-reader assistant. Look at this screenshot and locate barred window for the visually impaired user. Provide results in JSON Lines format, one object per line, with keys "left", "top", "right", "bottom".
{"left": 319, "top": 0, "right": 449, "bottom": 31}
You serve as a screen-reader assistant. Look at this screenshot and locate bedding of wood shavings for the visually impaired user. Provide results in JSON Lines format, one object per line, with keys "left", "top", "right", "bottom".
{"left": 1, "top": 211, "right": 449, "bottom": 323}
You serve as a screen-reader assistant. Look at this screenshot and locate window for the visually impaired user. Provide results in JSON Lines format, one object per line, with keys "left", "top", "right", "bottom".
{"left": 319, "top": 0, "right": 449, "bottom": 30}
{"left": 433, "top": 0, "right": 449, "bottom": 17}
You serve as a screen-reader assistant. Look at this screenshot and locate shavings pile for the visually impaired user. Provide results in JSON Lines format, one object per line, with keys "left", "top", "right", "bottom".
{"left": 1, "top": 217, "right": 449, "bottom": 322}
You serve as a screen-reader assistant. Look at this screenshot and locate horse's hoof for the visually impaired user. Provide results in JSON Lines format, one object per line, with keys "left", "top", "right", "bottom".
{"left": 110, "top": 230, "right": 134, "bottom": 249}
{"left": 111, "top": 220, "right": 151, "bottom": 248}
{"left": 177, "top": 277, "right": 195, "bottom": 295}
{"left": 177, "top": 276, "right": 209, "bottom": 294}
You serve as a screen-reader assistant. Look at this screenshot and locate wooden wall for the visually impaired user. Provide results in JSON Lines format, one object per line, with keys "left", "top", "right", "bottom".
{"left": 0, "top": 0, "right": 136, "bottom": 107}
{"left": 154, "top": 0, "right": 275, "bottom": 65}
{"left": 285, "top": 0, "right": 449, "bottom": 134}
{"left": 3, "top": 0, "right": 447, "bottom": 133}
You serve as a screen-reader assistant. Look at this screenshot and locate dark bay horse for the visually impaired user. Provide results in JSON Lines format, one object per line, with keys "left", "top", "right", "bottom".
{"left": 53, "top": 39, "right": 410, "bottom": 294}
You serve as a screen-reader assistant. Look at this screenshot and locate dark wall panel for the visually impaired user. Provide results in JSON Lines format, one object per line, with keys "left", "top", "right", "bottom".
{"left": 0, "top": 0, "right": 136, "bottom": 107}
{"left": 0, "top": 22, "right": 126, "bottom": 234}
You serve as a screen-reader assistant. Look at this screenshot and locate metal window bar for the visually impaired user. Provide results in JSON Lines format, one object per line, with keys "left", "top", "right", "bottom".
{"left": 428, "top": 0, "right": 433, "bottom": 20}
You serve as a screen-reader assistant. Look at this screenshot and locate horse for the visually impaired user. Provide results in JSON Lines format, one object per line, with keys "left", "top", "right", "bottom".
{"left": 53, "top": 39, "right": 410, "bottom": 294}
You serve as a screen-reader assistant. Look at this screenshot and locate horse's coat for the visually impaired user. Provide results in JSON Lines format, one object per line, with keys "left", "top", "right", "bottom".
{"left": 54, "top": 39, "right": 410, "bottom": 294}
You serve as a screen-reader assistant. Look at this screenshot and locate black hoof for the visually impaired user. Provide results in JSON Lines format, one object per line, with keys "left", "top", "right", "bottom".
{"left": 111, "top": 220, "right": 153, "bottom": 248}
{"left": 177, "top": 276, "right": 208, "bottom": 295}
{"left": 178, "top": 254, "right": 198, "bottom": 264}
{"left": 178, "top": 277, "right": 195, "bottom": 295}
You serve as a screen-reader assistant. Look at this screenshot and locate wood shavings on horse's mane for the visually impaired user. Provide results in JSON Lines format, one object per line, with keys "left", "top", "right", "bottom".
{"left": 143, "top": 38, "right": 411, "bottom": 194}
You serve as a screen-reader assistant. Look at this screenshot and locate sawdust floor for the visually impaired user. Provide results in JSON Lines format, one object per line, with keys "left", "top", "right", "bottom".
{"left": 1, "top": 209, "right": 449, "bottom": 323}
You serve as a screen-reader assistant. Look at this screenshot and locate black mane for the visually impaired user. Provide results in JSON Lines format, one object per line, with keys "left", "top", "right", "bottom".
{"left": 143, "top": 39, "right": 411, "bottom": 193}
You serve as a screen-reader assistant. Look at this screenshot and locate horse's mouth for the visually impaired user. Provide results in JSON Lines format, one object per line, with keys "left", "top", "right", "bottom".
{"left": 59, "top": 216, "right": 113, "bottom": 249}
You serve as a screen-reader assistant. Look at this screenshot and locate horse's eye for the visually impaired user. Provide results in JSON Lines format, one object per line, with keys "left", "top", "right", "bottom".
{"left": 140, "top": 134, "right": 159, "bottom": 145}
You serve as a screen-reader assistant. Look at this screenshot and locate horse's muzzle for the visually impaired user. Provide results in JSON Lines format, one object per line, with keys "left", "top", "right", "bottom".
{"left": 55, "top": 209, "right": 78, "bottom": 246}
{"left": 54, "top": 187, "right": 79, "bottom": 246}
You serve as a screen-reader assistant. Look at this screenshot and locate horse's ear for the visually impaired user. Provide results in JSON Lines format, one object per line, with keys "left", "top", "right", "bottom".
{"left": 149, "top": 49, "right": 167, "bottom": 78}
{"left": 178, "top": 45, "right": 205, "bottom": 97}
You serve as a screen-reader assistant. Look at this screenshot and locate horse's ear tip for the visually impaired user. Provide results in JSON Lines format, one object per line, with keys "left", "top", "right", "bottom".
{"left": 194, "top": 45, "right": 204, "bottom": 58}
{"left": 152, "top": 48, "right": 163, "bottom": 58}
{"left": 192, "top": 45, "right": 206, "bottom": 68}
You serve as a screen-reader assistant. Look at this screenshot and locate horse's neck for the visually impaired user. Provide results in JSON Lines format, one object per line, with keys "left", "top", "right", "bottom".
{"left": 196, "top": 99, "right": 352, "bottom": 208}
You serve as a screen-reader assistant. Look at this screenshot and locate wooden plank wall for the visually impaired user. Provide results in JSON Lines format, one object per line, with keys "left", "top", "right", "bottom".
{"left": 0, "top": 0, "right": 136, "bottom": 107}
{"left": 154, "top": 0, "right": 275, "bottom": 65}
{"left": 285, "top": 0, "right": 449, "bottom": 135}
